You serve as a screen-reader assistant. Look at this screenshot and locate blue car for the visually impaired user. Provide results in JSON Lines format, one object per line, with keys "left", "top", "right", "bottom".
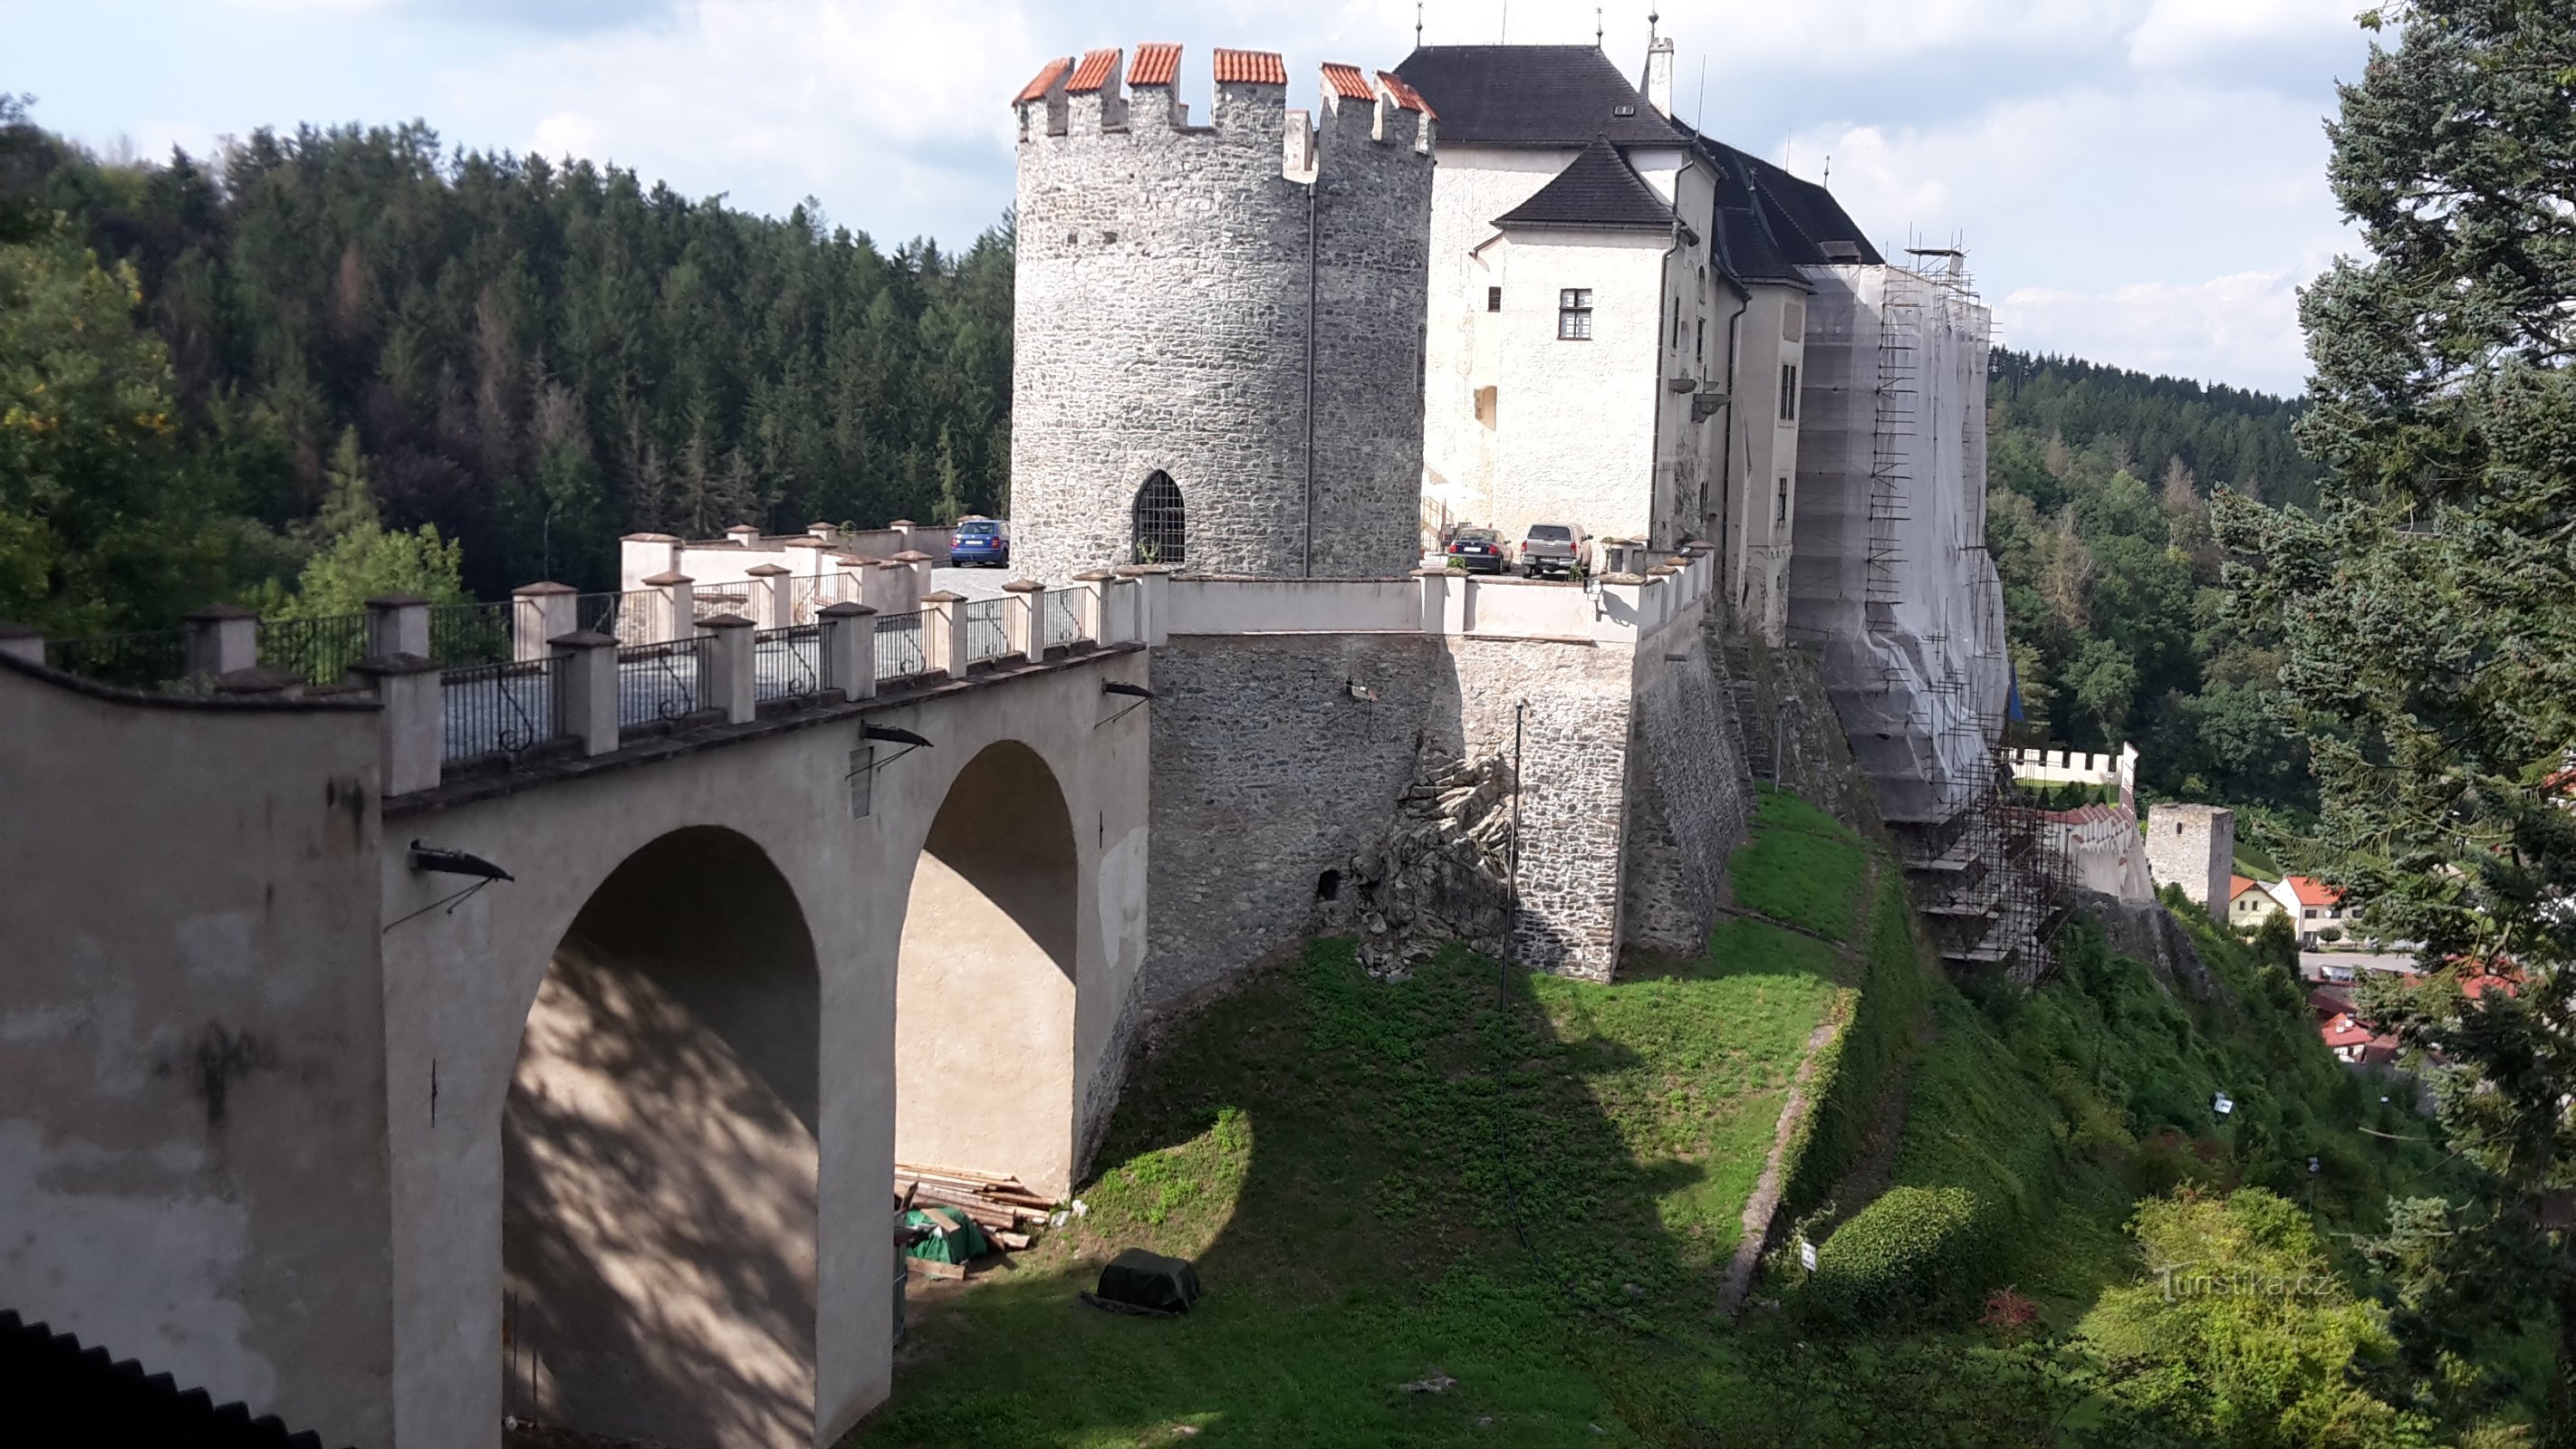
{"left": 950, "top": 517, "right": 1011, "bottom": 568}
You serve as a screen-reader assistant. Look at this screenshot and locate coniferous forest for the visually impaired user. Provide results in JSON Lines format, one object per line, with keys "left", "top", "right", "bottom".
{"left": 0, "top": 98, "right": 1012, "bottom": 633}
{"left": 1982, "top": 347, "right": 2321, "bottom": 817}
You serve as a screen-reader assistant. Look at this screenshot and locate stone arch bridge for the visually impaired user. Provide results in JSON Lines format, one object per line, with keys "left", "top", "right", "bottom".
{"left": 0, "top": 580, "right": 1157, "bottom": 1449}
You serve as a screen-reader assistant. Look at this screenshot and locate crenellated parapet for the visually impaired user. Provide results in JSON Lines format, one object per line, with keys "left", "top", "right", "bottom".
{"left": 1009, "top": 43, "right": 1435, "bottom": 583}
{"left": 1014, "top": 45, "right": 1435, "bottom": 164}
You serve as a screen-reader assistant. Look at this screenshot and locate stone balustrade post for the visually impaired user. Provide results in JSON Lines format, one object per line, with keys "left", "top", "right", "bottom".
{"left": 1003, "top": 579, "right": 1046, "bottom": 663}
{"left": 920, "top": 590, "right": 968, "bottom": 677}
{"left": 549, "top": 630, "right": 620, "bottom": 757}
{"left": 184, "top": 603, "right": 261, "bottom": 683}
{"left": 0, "top": 621, "right": 43, "bottom": 666}
{"left": 745, "top": 563, "right": 793, "bottom": 628}
{"left": 361, "top": 594, "right": 430, "bottom": 660}
{"left": 889, "top": 520, "right": 920, "bottom": 558}
{"left": 698, "top": 614, "right": 756, "bottom": 724}
{"left": 816, "top": 602, "right": 878, "bottom": 701}
{"left": 1113, "top": 565, "right": 1171, "bottom": 647}
{"left": 1414, "top": 568, "right": 1455, "bottom": 636}
{"left": 807, "top": 521, "right": 842, "bottom": 546}
{"left": 351, "top": 653, "right": 444, "bottom": 796}
{"left": 642, "top": 571, "right": 695, "bottom": 641}
{"left": 1096, "top": 577, "right": 1137, "bottom": 645}
{"left": 1071, "top": 571, "right": 1111, "bottom": 643}
{"left": 842, "top": 559, "right": 882, "bottom": 612}
{"left": 512, "top": 582, "right": 577, "bottom": 662}
{"left": 892, "top": 550, "right": 934, "bottom": 593}
{"left": 724, "top": 523, "right": 763, "bottom": 550}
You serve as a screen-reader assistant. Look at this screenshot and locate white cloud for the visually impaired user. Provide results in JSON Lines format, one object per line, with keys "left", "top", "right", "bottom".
{"left": 2128, "top": 0, "right": 2356, "bottom": 69}
{"left": 13, "top": 0, "right": 2384, "bottom": 389}
{"left": 437, "top": 0, "right": 1039, "bottom": 238}
{"left": 1996, "top": 269, "right": 2311, "bottom": 391}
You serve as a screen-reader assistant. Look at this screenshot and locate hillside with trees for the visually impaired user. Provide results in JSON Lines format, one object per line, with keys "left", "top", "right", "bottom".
{"left": 1985, "top": 347, "right": 2320, "bottom": 815}
{"left": 0, "top": 96, "right": 1012, "bottom": 634}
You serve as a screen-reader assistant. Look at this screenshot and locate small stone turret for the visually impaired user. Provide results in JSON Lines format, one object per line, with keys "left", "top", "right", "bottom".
{"left": 1010, "top": 44, "right": 1435, "bottom": 582}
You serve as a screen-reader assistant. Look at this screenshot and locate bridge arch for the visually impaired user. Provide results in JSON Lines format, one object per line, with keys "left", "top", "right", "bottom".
{"left": 895, "top": 739, "right": 1081, "bottom": 1195}
{"left": 501, "top": 824, "right": 819, "bottom": 1449}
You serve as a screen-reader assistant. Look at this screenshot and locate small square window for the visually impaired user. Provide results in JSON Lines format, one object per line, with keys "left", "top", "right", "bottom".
{"left": 1774, "top": 476, "right": 1790, "bottom": 525}
{"left": 1558, "top": 288, "right": 1593, "bottom": 341}
{"left": 1487, "top": 285, "right": 1503, "bottom": 312}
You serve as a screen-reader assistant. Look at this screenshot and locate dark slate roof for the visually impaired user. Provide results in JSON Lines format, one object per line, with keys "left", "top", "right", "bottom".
{"left": 1494, "top": 136, "right": 1676, "bottom": 231}
{"left": 1394, "top": 45, "right": 1686, "bottom": 148}
{"left": 1681, "top": 128, "right": 1884, "bottom": 282}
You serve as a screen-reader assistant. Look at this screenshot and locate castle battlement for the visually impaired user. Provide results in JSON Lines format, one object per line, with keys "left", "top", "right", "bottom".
{"left": 1014, "top": 44, "right": 1434, "bottom": 170}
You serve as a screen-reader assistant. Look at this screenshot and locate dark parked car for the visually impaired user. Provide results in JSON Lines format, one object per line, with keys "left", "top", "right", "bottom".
{"left": 1519, "top": 523, "right": 1590, "bottom": 579}
{"left": 1444, "top": 526, "right": 1507, "bottom": 574}
{"left": 950, "top": 516, "right": 1010, "bottom": 568}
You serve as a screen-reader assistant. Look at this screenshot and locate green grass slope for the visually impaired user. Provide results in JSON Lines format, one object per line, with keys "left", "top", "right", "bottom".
{"left": 856, "top": 798, "right": 2445, "bottom": 1448}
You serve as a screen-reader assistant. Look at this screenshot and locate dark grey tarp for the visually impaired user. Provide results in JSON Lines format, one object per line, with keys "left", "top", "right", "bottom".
{"left": 1091, "top": 1249, "right": 1202, "bottom": 1315}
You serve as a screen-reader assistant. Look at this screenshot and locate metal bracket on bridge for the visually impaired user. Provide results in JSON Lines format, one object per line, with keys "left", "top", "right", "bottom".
{"left": 1098, "top": 678, "right": 1155, "bottom": 730}
{"left": 386, "top": 840, "right": 516, "bottom": 932}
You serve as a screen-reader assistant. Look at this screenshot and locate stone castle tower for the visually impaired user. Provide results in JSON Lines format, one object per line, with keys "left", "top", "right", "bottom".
{"left": 1010, "top": 44, "right": 1436, "bottom": 582}
{"left": 2145, "top": 802, "right": 2235, "bottom": 914}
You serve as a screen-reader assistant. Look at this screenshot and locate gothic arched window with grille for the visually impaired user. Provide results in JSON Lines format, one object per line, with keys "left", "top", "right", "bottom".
{"left": 1132, "top": 471, "right": 1185, "bottom": 565}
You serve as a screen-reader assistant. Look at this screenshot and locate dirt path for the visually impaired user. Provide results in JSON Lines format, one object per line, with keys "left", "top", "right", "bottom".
{"left": 1716, "top": 855, "right": 1885, "bottom": 1316}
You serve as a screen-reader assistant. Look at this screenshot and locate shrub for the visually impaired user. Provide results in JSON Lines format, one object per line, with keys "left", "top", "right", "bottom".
{"left": 2078, "top": 1188, "right": 2429, "bottom": 1445}
{"left": 1805, "top": 1185, "right": 1985, "bottom": 1320}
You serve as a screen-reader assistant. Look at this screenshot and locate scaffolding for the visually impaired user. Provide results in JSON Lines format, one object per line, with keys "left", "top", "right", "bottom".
{"left": 1864, "top": 272, "right": 1919, "bottom": 634}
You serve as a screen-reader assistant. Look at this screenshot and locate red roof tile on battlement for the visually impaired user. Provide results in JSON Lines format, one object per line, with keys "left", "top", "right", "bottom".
{"left": 1068, "top": 48, "right": 1121, "bottom": 94}
{"left": 1015, "top": 55, "right": 1072, "bottom": 104}
{"left": 1320, "top": 62, "right": 1372, "bottom": 102}
{"left": 2034, "top": 802, "right": 2124, "bottom": 826}
{"left": 1130, "top": 43, "right": 1180, "bottom": 87}
{"left": 1378, "top": 70, "right": 1435, "bottom": 118}
{"left": 1215, "top": 48, "right": 1287, "bottom": 85}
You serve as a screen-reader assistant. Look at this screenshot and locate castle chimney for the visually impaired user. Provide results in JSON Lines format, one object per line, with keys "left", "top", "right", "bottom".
{"left": 1643, "top": 36, "right": 1676, "bottom": 119}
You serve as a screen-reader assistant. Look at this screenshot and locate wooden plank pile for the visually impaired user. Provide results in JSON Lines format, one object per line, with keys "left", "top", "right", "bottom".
{"left": 895, "top": 1164, "right": 1054, "bottom": 1252}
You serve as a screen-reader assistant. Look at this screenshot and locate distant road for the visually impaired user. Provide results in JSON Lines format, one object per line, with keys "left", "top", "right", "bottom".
{"left": 2302, "top": 950, "right": 2417, "bottom": 980}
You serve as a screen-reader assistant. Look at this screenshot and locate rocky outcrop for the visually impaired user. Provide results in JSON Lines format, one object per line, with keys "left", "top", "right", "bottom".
{"left": 1320, "top": 747, "right": 1516, "bottom": 976}
{"left": 2072, "top": 888, "right": 2215, "bottom": 1002}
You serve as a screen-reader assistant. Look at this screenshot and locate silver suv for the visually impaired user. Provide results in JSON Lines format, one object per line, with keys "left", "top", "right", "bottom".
{"left": 1518, "top": 523, "right": 1590, "bottom": 579}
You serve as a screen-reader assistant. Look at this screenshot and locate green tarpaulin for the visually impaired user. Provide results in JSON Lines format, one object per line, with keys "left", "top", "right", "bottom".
{"left": 902, "top": 1207, "right": 989, "bottom": 1265}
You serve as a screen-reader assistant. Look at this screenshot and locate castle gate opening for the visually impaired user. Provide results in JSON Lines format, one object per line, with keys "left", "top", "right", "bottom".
{"left": 894, "top": 741, "right": 1081, "bottom": 1196}
{"left": 501, "top": 826, "right": 820, "bottom": 1449}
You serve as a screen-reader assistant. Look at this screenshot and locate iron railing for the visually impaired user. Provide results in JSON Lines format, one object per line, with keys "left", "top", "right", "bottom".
{"left": 617, "top": 637, "right": 704, "bottom": 727}
{"left": 579, "top": 590, "right": 676, "bottom": 646}
{"left": 428, "top": 600, "right": 514, "bottom": 667}
{"left": 42, "top": 629, "right": 191, "bottom": 690}
{"left": 693, "top": 589, "right": 753, "bottom": 623}
{"left": 440, "top": 656, "right": 563, "bottom": 763}
{"left": 789, "top": 574, "right": 846, "bottom": 625}
{"left": 1043, "top": 589, "right": 1082, "bottom": 648}
{"left": 962, "top": 599, "right": 1008, "bottom": 662}
{"left": 873, "top": 609, "right": 926, "bottom": 682}
{"left": 259, "top": 612, "right": 370, "bottom": 685}
{"left": 754, "top": 626, "right": 822, "bottom": 703}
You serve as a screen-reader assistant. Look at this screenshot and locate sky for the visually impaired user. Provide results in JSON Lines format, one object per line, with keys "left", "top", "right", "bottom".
{"left": 4, "top": 0, "right": 2379, "bottom": 396}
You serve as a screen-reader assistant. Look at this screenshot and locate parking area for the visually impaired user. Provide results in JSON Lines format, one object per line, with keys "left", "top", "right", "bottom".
{"left": 930, "top": 566, "right": 1013, "bottom": 600}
